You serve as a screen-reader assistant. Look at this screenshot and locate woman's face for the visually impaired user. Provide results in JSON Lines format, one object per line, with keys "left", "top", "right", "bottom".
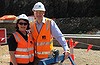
{"left": 18, "top": 20, "right": 28, "bottom": 32}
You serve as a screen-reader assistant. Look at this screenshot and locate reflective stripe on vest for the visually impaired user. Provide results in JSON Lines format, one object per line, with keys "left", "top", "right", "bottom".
{"left": 15, "top": 54, "right": 34, "bottom": 58}
{"left": 37, "top": 51, "right": 50, "bottom": 54}
{"left": 37, "top": 42, "right": 50, "bottom": 46}
{"left": 16, "top": 48, "right": 34, "bottom": 52}
{"left": 13, "top": 32, "right": 34, "bottom": 64}
{"left": 13, "top": 32, "right": 20, "bottom": 42}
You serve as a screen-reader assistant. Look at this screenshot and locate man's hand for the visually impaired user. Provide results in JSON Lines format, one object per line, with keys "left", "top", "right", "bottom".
{"left": 64, "top": 51, "right": 70, "bottom": 59}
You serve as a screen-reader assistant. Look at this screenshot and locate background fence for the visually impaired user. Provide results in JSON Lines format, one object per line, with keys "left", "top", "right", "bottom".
{"left": 54, "top": 34, "right": 100, "bottom": 50}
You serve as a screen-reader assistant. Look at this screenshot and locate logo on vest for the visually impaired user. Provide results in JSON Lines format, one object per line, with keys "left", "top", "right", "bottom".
{"left": 30, "top": 41, "right": 32, "bottom": 44}
{"left": 42, "top": 35, "right": 46, "bottom": 39}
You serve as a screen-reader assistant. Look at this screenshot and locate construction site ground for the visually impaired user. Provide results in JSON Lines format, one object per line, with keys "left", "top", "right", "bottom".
{"left": 0, "top": 45, "right": 100, "bottom": 65}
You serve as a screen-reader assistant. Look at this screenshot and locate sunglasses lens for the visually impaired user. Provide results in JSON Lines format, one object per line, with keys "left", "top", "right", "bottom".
{"left": 19, "top": 23, "right": 27, "bottom": 25}
{"left": 24, "top": 23, "right": 27, "bottom": 25}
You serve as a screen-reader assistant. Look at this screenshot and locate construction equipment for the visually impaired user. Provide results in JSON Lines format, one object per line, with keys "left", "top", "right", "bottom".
{"left": 38, "top": 49, "right": 76, "bottom": 65}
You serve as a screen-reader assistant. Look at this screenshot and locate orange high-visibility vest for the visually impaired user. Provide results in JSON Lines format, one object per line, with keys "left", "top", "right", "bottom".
{"left": 12, "top": 32, "right": 34, "bottom": 64}
{"left": 30, "top": 18, "right": 53, "bottom": 58}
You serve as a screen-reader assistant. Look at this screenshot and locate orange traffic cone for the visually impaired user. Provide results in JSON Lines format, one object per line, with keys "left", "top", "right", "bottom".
{"left": 69, "top": 38, "right": 75, "bottom": 65}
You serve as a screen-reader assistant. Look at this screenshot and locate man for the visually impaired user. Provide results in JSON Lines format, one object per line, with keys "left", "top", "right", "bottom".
{"left": 30, "top": 2, "right": 70, "bottom": 65}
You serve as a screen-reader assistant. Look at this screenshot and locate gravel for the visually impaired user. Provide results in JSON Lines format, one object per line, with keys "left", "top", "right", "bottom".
{"left": 0, "top": 46, "right": 100, "bottom": 65}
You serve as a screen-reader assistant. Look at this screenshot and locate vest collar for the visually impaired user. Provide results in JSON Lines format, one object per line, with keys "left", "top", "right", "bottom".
{"left": 42, "top": 17, "right": 46, "bottom": 23}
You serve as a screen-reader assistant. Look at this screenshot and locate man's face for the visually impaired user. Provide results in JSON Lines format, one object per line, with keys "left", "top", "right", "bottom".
{"left": 34, "top": 10, "right": 45, "bottom": 21}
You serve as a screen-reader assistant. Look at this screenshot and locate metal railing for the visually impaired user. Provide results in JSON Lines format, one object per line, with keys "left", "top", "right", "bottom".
{"left": 63, "top": 34, "right": 100, "bottom": 39}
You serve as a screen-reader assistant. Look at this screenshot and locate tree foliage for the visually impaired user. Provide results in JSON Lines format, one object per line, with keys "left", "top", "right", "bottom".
{"left": 0, "top": 0, "right": 100, "bottom": 18}
{"left": 55, "top": 17, "right": 100, "bottom": 34}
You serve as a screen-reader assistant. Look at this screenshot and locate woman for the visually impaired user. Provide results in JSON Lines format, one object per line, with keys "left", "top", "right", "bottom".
{"left": 8, "top": 14, "right": 34, "bottom": 65}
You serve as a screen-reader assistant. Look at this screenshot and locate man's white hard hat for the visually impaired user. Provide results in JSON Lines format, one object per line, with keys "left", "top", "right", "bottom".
{"left": 32, "top": 2, "right": 46, "bottom": 11}
{"left": 18, "top": 14, "right": 28, "bottom": 20}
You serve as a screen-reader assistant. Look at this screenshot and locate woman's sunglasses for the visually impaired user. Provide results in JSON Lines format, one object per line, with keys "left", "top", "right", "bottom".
{"left": 18, "top": 22, "right": 28, "bottom": 25}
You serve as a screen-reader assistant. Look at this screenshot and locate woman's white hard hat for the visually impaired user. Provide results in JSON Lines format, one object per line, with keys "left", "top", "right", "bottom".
{"left": 18, "top": 14, "right": 28, "bottom": 20}
{"left": 32, "top": 2, "right": 46, "bottom": 11}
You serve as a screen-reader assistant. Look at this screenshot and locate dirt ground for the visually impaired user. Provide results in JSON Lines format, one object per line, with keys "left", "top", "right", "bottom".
{"left": 0, "top": 45, "right": 100, "bottom": 65}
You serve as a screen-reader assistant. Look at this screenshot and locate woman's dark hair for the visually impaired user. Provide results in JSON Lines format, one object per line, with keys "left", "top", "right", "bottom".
{"left": 15, "top": 19, "right": 30, "bottom": 30}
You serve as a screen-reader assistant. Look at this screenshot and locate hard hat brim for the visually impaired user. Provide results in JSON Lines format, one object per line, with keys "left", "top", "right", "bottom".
{"left": 32, "top": 9, "right": 45, "bottom": 11}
